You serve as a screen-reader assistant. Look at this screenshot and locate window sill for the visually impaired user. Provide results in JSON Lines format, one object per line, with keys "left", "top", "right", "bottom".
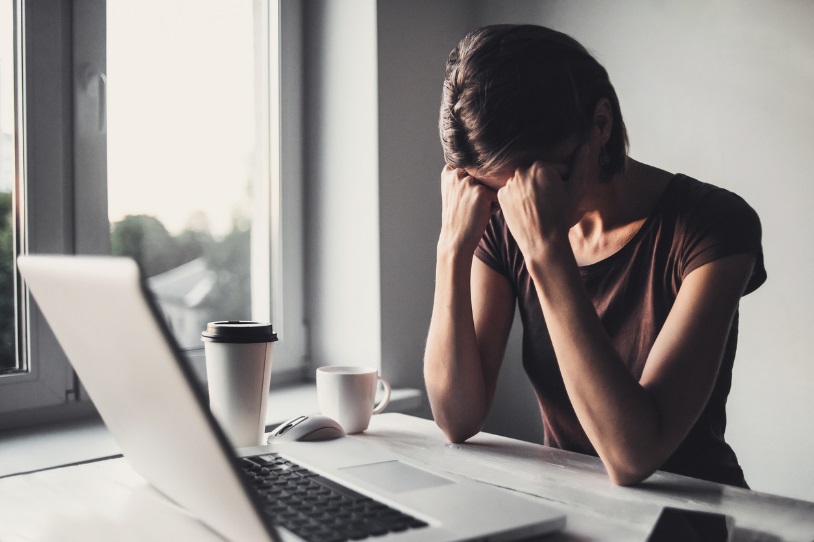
{"left": 0, "top": 383, "right": 424, "bottom": 478}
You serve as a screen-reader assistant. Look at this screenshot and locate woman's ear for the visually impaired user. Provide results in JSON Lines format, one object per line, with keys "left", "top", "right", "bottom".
{"left": 593, "top": 98, "right": 613, "bottom": 141}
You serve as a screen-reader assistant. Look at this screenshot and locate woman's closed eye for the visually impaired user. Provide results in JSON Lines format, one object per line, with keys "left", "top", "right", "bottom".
{"left": 475, "top": 179, "right": 499, "bottom": 193}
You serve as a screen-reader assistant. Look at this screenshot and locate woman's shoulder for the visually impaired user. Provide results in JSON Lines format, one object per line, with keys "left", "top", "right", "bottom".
{"left": 660, "top": 174, "right": 760, "bottom": 226}
{"left": 662, "top": 174, "right": 766, "bottom": 293}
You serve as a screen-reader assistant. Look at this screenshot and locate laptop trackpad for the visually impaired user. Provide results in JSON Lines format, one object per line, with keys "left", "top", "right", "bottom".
{"left": 340, "top": 460, "right": 455, "bottom": 493}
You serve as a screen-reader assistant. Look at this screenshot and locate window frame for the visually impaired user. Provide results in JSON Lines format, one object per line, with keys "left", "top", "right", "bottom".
{"left": 263, "top": 0, "right": 308, "bottom": 382}
{"left": 0, "top": 0, "right": 77, "bottom": 416}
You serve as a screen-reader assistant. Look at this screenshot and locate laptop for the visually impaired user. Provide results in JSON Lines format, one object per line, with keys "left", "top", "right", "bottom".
{"left": 17, "top": 255, "right": 566, "bottom": 541}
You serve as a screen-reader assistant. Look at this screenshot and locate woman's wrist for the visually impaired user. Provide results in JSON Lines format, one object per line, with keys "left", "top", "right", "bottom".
{"left": 512, "top": 224, "right": 568, "bottom": 264}
{"left": 523, "top": 234, "right": 575, "bottom": 282}
{"left": 436, "top": 243, "right": 475, "bottom": 273}
{"left": 436, "top": 234, "right": 477, "bottom": 263}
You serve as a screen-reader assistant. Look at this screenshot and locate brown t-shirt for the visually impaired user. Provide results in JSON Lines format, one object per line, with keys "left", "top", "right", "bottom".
{"left": 475, "top": 174, "right": 766, "bottom": 487}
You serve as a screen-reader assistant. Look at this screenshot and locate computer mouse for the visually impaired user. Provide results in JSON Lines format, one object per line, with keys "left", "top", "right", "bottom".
{"left": 267, "top": 414, "right": 346, "bottom": 443}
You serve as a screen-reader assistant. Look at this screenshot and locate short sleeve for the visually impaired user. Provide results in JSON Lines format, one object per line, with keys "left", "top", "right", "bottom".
{"left": 680, "top": 187, "right": 767, "bottom": 295}
{"left": 474, "top": 213, "right": 510, "bottom": 278}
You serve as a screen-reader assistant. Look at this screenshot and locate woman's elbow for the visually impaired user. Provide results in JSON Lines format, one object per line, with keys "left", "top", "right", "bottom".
{"left": 604, "top": 458, "right": 658, "bottom": 487}
{"left": 435, "top": 418, "right": 481, "bottom": 444}
{"left": 428, "top": 400, "right": 483, "bottom": 443}
{"left": 445, "top": 428, "right": 480, "bottom": 445}
{"left": 425, "top": 388, "right": 487, "bottom": 444}
{"left": 608, "top": 468, "right": 651, "bottom": 487}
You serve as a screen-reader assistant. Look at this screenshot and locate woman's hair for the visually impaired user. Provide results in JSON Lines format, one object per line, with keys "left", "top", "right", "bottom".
{"left": 440, "top": 24, "right": 628, "bottom": 180}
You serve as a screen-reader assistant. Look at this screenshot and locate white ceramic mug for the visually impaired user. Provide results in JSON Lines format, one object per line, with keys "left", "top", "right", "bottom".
{"left": 201, "top": 321, "right": 278, "bottom": 448}
{"left": 316, "top": 366, "right": 391, "bottom": 434}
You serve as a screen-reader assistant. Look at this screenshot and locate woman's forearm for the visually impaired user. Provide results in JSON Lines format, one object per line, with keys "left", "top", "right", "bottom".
{"left": 525, "top": 238, "right": 664, "bottom": 484}
{"left": 524, "top": 237, "right": 753, "bottom": 486}
{"left": 424, "top": 249, "right": 489, "bottom": 443}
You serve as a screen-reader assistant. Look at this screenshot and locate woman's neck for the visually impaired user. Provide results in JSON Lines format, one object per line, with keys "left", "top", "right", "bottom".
{"left": 568, "top": 158, "right": 673, "bottom": 266}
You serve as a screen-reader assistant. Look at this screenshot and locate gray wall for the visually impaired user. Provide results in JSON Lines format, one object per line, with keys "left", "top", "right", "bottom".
{"left": 377, "top": 1, "right": 475, "bottom": 395}
{"left": 303, "top": 0, "right": 382, "bottom": 371}
{"left": 305, "top": 0, "right": 814, "bottom": 502}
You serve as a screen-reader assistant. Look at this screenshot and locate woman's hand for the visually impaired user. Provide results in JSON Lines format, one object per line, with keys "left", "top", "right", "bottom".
{"left": 497, "top": 127, "right": 600, "bottom": 257}
{"left": 497, "top": 145, "right": 590, "bottom": 255}
{"left": 438, "top": 164, "right": 499, "bottom": 257}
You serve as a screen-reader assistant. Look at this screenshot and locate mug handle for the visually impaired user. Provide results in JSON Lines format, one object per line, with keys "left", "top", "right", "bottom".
{"left": 372, "top": 376, "right": 391, "bottom": 414}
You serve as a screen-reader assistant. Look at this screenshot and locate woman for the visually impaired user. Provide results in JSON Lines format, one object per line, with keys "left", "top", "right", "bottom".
{"left": 424, "top": 24, "right": 766, "bottom": 487}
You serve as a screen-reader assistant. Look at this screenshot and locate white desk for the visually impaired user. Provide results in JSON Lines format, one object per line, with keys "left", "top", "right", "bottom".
{"left": 1, "top": 413, "right": 812, "bottom": 541}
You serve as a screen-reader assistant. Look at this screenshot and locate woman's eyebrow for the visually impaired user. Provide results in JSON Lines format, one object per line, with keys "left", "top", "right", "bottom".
{"left": 474, "top": 178, "right": 499, "bottom": 193}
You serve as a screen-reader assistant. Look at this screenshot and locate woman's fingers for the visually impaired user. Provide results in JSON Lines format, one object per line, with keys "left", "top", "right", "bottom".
{"left": 439, "top": 165, "right": 498, "bottom": 254}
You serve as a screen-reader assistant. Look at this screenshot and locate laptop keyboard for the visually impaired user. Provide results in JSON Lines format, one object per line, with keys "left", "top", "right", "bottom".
{"left": 241, "top": 455, "right": 429, "bottom": 541}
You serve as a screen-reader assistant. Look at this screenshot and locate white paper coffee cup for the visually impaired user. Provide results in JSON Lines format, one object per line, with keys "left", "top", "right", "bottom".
{"left": 201, "top": 321, "right": 278, "bottom": 448}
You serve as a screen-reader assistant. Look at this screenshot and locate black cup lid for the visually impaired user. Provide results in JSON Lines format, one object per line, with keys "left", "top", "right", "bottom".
{"left": 201, "top": 321, "right": 278, "bottom": 343}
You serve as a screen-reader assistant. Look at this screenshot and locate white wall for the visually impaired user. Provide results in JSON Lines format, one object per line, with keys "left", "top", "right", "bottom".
{"left": 376, "top": 0, "right": 476, "bottom": 394}
{"left": 304, "top": 0, "right": 477, "bottom": 399}
{"left": 307, "top": 0, "right": 814, "bottom": 502}
{"left": 303, "top": 0, "right": 382, "bottom": 371}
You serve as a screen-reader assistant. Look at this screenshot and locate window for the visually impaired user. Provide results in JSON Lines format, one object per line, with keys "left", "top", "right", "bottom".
{"left": 1, "top": 0, "right": 306, "bottom": 420}
{"left": 0, "top": 0, "right": 16, "bottom": 371}
{"left": 0, "top": 0, "right": 76, "bottom": 416}
{"left": 107, "top": 1, "right": 264, "bottom": 351}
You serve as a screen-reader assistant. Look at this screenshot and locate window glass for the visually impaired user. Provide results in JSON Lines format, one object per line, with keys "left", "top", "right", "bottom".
{"left": 107, "top": 0, "right": 263, "bottom": 349}
{"left": 0, "top": 0, "right": 17, "bottom": 371}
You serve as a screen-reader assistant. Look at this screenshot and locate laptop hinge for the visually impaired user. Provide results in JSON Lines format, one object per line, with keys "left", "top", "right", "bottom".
{"left": 65, "top": 371, "right": 81, "bottom": 402}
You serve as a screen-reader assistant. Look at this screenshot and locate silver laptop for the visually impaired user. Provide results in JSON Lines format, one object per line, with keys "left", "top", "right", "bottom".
{"left": 17, "top": 255, "right": 565, "bottom": 542}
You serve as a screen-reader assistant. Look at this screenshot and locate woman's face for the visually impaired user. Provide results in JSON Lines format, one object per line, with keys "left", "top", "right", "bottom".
{"left": 464, "top": 133, "right": 586, "bottom": 192}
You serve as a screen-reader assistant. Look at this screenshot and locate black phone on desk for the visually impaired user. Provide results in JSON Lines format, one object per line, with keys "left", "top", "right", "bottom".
{"left": 647, "top": 506, "right": 734, "bottom": 542}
